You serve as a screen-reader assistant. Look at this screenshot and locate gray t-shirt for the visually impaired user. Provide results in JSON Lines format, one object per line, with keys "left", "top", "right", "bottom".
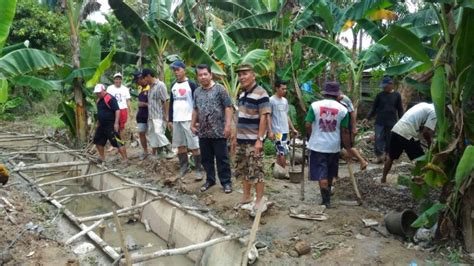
{"left": 270, "top": 95, "right": 289, "bottom": 134}
{"left": 193, "top": 83, "right": 232, "bottom": 138}
{"left": 339, "top": 95, "right": 354, "bottom": 112}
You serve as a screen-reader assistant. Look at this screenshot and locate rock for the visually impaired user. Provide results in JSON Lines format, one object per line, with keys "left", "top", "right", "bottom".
{"left": 203, "top": 195, "right": 215, "bottom": 206}
{"left": 273, "top": 164, "right": 289, "bottom": 179}
{"left": 0, "top": 251, "right": 12, "bottom": 264}
{"left": 275, "top": 251, "right": 284, "bottom": 258}
{"left": 294, "top": 240, "right": 311, "bottom": 255}
{"left": 73, "top": 242, "right": 95, "bottom": 255}
{"left": 288, "top": 250, "right": 299, "bottom": 257}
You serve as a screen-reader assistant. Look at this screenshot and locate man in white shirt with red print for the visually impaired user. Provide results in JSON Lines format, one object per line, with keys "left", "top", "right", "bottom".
{"left": 106, "top": 72, "right": 131, "bottom": 142}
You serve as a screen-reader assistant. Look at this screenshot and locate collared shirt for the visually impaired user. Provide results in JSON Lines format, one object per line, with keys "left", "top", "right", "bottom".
{"left": 148, "top": 80, "right": 169, "bottom": 120}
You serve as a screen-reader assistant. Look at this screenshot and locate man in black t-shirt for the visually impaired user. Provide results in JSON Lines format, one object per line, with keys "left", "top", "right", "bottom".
{"left": 93, "top": 84, "right": 128, "bottom": 164}
{"left": 363, "top": 77, "right": 404, "bottom": 164}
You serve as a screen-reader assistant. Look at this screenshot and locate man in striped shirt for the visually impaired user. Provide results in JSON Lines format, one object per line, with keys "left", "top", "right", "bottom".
{"left": 234, "top": 64, "right": 271, "bottom": 216}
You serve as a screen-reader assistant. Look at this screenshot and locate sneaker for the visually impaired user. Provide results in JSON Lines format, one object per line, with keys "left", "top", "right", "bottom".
{"left": 194, "top": 170, "right": 203, "bottom": 181}
{"left": 224, "top": 184, "right": 232, "bottom": 194}
{"left": 164, "top": 151, "right": 174, "bottom": 160}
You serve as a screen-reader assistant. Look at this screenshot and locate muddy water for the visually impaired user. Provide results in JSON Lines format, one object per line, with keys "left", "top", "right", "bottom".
{"left": 42, "top": 175, "right": 192, "bottom": 265}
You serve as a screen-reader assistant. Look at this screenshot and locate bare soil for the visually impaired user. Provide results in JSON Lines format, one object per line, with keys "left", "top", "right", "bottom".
{"left": 1, "top": 120, "right": 471, "bottom": 265}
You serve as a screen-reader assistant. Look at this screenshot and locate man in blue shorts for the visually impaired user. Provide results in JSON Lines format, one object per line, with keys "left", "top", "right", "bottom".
{"left": 305, "top": 82, "right": 351, "bottom": 208}
{"left": 267, "top": 80, "right": 298, "bottom": 168}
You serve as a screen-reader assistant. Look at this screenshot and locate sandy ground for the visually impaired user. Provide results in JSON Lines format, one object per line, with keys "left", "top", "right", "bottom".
{"left": 0, "top": 120, "right": 471, "bottom": 265}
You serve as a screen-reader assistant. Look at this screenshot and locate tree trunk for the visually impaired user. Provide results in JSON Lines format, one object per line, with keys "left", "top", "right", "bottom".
{"left": 72, "top": 34, "right": 87, "bottom": 145}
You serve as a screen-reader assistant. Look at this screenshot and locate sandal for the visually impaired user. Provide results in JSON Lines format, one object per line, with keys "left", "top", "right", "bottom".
{"left": 224, "top": 184, "right": 232, "bottom": 194}
{"left": 233, "top": 200, "right": 252, "bottom": 210}
{"left": 200, "top": 182, "right": 215, "bottom": 192}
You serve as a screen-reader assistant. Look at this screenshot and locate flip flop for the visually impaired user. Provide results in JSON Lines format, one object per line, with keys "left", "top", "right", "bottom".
{"left": 233, "top": 201, "right": 252, "bottom": 210}
{"left": 200, "top": 182, "right": 215, "bottom": 192}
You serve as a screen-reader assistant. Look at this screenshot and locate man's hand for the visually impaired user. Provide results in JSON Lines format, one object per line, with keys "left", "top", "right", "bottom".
{"left": 114, "top": 123, "right": 119, "bottom": 132}
{"left": 254, "top": 139, "right": 263, "bottom": 154}
{"left": 191, "top": 124, "right": 198, "bottom": 135}
{"left": 291, "top": 129, "right": 299, "bottom": 137}
{"left": 167, "top": 122, "right": 173, "bottom": 131}
{"left": 267, "top": 131, "right": 275, "bottom": 141}
{"left": 224, "top": 124, "right": 231, "bottom": 139}
{"left": 352, "top": 127, "right": 358, "bottom": 134}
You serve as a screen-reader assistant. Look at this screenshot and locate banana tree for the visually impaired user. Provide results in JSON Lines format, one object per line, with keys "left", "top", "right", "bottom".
{"left": 376, "top": 2, "right": 474, "bottom": 244}
{"left": 0, "top": 0, "right": 63, "bottom": 114}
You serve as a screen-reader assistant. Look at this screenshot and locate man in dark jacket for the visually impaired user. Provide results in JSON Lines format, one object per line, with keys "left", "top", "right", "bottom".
{"left": 363, "top": 77, "right": 404, "bottom": 163}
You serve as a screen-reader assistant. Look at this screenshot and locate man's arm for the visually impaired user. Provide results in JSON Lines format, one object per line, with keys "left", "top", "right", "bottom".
{"left": 304, "top": 107, "right": 315, "bottom": 139}
{"left": 340, "top": 113, "right": 351, "bottom": 149}
{"left": 421, "top": 127, "right": 434, "bottom": 147}
{"left": 224, "top": 106, "right": 232, "bottom": 139}
{"left": 365, "top": 94, "right": 379, "bottom": 121}
{"left": 254, "top": 113, "right": 268, "bottom": 153}
{"left": 349, "top": 111, "right": 357, "bottom": 133}
{"left": 288, "top": 114, "right": 298, "bottom": 133}
{"left": 267, "top": 114, "right": 274, "bottom": 140}
{"left": 191, "top": 108, "right": 198, "bottom": 134}
{"left": 396, "top": 93, "right": 404, "bottom": 118}
{"left": 114, "top": 110, "right": 120, "bottom": 132}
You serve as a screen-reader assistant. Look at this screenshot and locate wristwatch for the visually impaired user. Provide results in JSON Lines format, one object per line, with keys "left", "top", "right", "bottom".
{"left": 258, "top": 136, "right": 265, "bottom": 142}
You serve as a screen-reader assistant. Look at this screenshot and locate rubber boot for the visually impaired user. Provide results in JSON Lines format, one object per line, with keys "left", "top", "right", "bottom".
{"left": 320, "top": 187, "right": 331, "bottom": 208}
{"left": 164, "top": 145, "right": 174, "bottom": 159}
{"left": 193, "top": 154, "right": 203, "bottom": 181}
{"left": 178, "top": 153, "right": 189, "bottom": 177}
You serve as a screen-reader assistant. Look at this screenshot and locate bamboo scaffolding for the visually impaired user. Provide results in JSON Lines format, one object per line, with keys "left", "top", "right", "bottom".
{"left": 14, "top": 161, "right": 89, "bottom": 171}
{"left": 0, "top": 149, "right": 83, "bottom": 156}
{"left": 123, "top": 230, "right": 249, "bottom": 264}
{"left": 65, "top": 218, "right": 104, "bottom": 245}
{"left": 113, "top": 209, "right": 131, "bottom": 266}
{"left": 51, "top": 186, "right": 132, "bottom": 200}
{"left": 167, "top": 207, "right": 177, "bottom": 248}
{"left": 77, "top": 197, "right": 160, "bottom": 223}
{"left": 38, "top": 169, "right": 116, "bottom": 187}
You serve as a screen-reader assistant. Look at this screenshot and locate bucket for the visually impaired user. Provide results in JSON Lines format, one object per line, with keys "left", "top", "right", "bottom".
{"left": 384, "top": 209, "right": 418, "bottom": 238}
{"left": 289, "top": 170, "right": 303, "bottom": 183}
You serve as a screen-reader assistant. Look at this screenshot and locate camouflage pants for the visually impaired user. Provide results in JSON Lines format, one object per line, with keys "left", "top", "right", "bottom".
{"left": 235, "top": 143, "right": 265, "bottom": 184}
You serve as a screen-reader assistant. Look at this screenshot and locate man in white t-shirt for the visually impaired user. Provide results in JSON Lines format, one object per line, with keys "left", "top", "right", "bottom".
{"left": 382, "top": 102, "right": 437, "bottom": 183}
{"left": 305, "top": 82, "right": 351, "bottom": 208}
{"left": 106, "top": 72, "right": 131, "bottom": 141}
{"left": 168, "top": 61, "right": 202, "bottom": 180}
{"left": 267, "top": 80, "right": 298, "bottom": 169}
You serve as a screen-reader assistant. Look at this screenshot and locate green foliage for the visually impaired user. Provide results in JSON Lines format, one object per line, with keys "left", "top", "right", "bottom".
{"left": 263, "top": 139, "right": 275, "bottom": 156}
{"left": 8, "top": 0, "right": 69, "bottom": 55}
{"left": 0, "top": 48, "right": 62, "bottom": 78}
{"left": 454, "top": 146, "right": 474, "bottom": 190}
{"left": 35, "top": 114, "right": 66, "bottom": 129}
{"left": 0, "top": 0, "right": 17, "bottom": 50}
{"left": 411, "top": 203, "right": 445, "bottom": 228}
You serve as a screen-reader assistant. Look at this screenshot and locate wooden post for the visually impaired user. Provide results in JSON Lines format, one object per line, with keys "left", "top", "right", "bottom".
{"left": 194, "top": 229, "right": 216, "bottom": 266}
{"left": 38, "top": 169, "right": 116, "bottom": 187}
{"left": 113, "top": 208, "right": 131, "bottom": 266}
{"left": 51, "top": 186, "right": 132, "bottom": 200}
{"left": 167, "top": 207, "right": 177, "bottom": 248}
{"left": 242, "top": 198, "right": 266, "bottom": 266}
{"left": 347, "top": 160, "right": 362, "bottom": 204}
{"left": 300, "top": 139, "right": 306, "bottom": 201}
{"left": 77, "top": 198, "right": 159, "bottom": 222}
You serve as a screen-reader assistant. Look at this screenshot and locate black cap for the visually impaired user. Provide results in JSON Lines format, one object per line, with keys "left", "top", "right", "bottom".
{"left": 132, "top": 71, "right": 142, "bottom": 83}
{"left": 141, "top": 68, "right": 155, "bottom": 77}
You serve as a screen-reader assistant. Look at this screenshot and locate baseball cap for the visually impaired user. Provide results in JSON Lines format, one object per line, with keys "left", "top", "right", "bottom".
{"left": 113, "top": 72, "right": 123, "bottom": 79}
{"left": 141, "top": 68, "right": 155, "bottom": 77}
{"left": 170, "top": 60, "right": 186, "bottom": 70}
{"left": 132, "top": 71, "right": 143, "bottom": 83}
{"left": 93, "top": 84, "right": 105, "bottom": 93}
{"left": 380, "top": 76, "right": 393, "bottom": 88}
{"left": 323, "top": 81, "right": 341, "bottom": 97}
{"left": 235, "top": 63, "right": 254, "bottom": 72}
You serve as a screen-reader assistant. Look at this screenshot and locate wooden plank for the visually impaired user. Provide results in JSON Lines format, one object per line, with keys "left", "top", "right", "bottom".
{"left": 38, "top": 169, "right": 116, "bottom": 187}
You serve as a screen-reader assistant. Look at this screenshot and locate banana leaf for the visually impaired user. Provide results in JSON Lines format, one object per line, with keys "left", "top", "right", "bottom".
{"left": 149, "top": 0, "right": 174, "bottom": 20}
{"left": 213, "top": 30, "right": 241, "bottom": 65}
{"left": 207, "top": 1, "right": 252, "bottom": 17}
{"left": 227, "top": 27, "right": 281, "bottom": 43}
{"left": 410, "top": 24, "right": 439, "bottom": 38}
{"left": 80, "top": 36, "right": 101, "bottom": 68}
{"left": 300, "top": 36, "right": 353, "bottom": 65}
{"left": 431, "top": 67, "right": 448, "bottom": 148}
{"left": 298, "top": 60, "right": 328, "bottom": 84}
{"left": 385, "top": 61, "right": 430, "bottom": 76}
{"left": 1, "top": 40, "right": 30, "bottom": 56}
{"left": 357, "top": 18, "right": 384, "bottom": 41}
{"left": 86, "top": 47, "right": 116, "bottom": 88}
{"left": 109, "top": 0, "right": 153, "bottom": 39}
{"left": 226, "top": 12, "right": 276, "bottom": 32}
{"left": 64, "top": 67, "right": 97, "bottom": 83}
{"left": 156, "top": 19, "right": 225, "bottom": 76}
{"left": 0, "top": 48, "right": 62, "bottom": 78}
{"left": 455, "top": 146, "right": 474, "bottom": 190}
{"left": 11, "top": 75, "right": 62, "bottom": 91}
{"left": 240, "top": 49, "right": 274, "bottom": 77}
{"left": 380, "top": 25, "right": 432, "bottom": 64}
{"left": 0, "top": 79, "right": 7, "bottom": 103}
{"left": 0, "top": 0, "right": 16, "bottom": 50}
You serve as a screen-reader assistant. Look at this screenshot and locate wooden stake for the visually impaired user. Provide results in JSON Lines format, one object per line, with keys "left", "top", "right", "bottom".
{"left": 347, "top": 160, "right": 362, "bottom": 203}
{"left": 242, "top": 198, "right": 266, "bottom": 266}
{"left": 1, "top": 197, "right": 16, "bottom": 210}
{"left": 51, "top": 186, "right": 132, "bottom": 200}
{"left": 38, "top": 169, "right": 116, "bottom": 187}
{"left": 113, "top": 208, "right": 131, "bottom": 266}
{"left": 34, "top": 170, "right": 70, "bottom": 179}
{"left": 65, "top": 218, "right": 104, "bottom": 245}
{"left": 49, "top": 187, "right": 68, "bottom": 197}
{"left": 300, "top": 138, "right": 306, "bottom": 201}
{"left": 167, "top": 207, "right": 177, "bottom": 248}
{"left": 77, "top": 198, "right": 159, "bottom": 223}
{"left": 123, "top": 230, "right": 249, "bottom": 264}
{"left": 194, "top": 229, "right": 216, "bottom": 266}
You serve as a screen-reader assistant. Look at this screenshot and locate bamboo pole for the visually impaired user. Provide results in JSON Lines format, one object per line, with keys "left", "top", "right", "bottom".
{"left": 49, "top": 187, "right": 68, "bottom": 197}
{"left": 34, "top": 170, "right": 71, "bottom": 179}
{"left": 300, "top": 139, "right": 306, "bottom": 201}
{"left": 77, "top": 198, "right": 160, "bottom": 223}
{"left": 194, "top": 229, "right": 216, "bottom": 266}
{"left": 167, "top": 207, "right": 177, "bottom": 248}
{"left": 113, "top": 208, "right": 131, "bottom": 266}
{"left": 65, "top": 218, "right": 104, "bottom": 245}
{"left": 0, "top": 150, "right": 83, "bottom": 156}
{"left": 14, "top": 161, "right": 89, "bottom": 171}
{"left": 0, "top": 136, "right": 45, "bottom": 142}
{"left": 242, "top": 198, "right": 266, "bottom": 266}
{"left": 51, "top": 186, "right": 132, "bottom": 200}
{"left": 123, "top": 230, "right": 249, "bottom": 264}
{"left": 347, "top": 161, "right": 362, "bottom": 204}
{"left": 38, "top": 169, "right": 116, "bottom": 187}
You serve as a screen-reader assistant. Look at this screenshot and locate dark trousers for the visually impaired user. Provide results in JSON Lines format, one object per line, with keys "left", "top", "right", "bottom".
{"left": 374, "top": 124, "right": 392, "bottom": 156}
{"left": 199, "top": 138, "right": 231, "bottom": 186}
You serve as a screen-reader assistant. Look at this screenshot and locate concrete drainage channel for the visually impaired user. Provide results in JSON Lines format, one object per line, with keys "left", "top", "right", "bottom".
{"left": 1, "top": 132, "right": 247, "bottom": 265}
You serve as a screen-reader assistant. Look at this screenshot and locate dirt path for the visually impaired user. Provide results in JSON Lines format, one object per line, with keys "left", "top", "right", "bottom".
{"left": 0, "top": 121, "right": 468, "bottom": 264}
